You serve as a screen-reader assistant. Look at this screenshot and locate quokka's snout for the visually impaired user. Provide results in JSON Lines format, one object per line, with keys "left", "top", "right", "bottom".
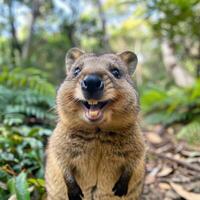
{"left": 81, "top": 73, "right": 104, "bottom": 100}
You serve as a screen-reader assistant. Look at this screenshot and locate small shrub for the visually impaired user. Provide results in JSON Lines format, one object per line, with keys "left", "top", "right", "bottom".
{"left": 141, "top": 80, "right": 200, "bottom": 144}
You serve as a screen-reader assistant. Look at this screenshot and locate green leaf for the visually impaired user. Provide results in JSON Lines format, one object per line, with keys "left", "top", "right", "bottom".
{"left": 7, "top": 178, "right": 16, "bottom": 195}
{"left": 15, "top": 172, "right": 30, "bottom": 200}
{"left": 28, "top": 178, "right": 45, "bottom": 188}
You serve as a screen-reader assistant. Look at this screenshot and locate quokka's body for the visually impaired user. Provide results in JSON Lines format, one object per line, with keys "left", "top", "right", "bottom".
{"left": 45, "top": 48, "right": 146, "bottom": 200}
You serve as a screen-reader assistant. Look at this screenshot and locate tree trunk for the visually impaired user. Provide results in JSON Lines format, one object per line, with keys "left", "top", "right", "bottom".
{"left": 22, "top": 0, "right": 41, "bottom": 61}
{"left": 95, "top": 0, "right": 111, "bottom": 51}
{"left": 197, "top": 42, "right": 200, "bottom": 78}
{"left": 161, "top": 40, "right": 195, "bottom": 87}
{"left": 62, "top": 22, "right": 78, "bottom": 47}
{"left": 8, "top": 0, "right": 22, "bottom": 66}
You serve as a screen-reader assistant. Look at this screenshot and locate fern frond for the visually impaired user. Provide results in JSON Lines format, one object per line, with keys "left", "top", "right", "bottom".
{"left": 141, "top": 79, "right": 200, "bottom": 126}
{"left": 0, "top": 67, "right": 56, "bottom": 126}
{"left": 0, "top": 67, "right": 55, "bottom": 96}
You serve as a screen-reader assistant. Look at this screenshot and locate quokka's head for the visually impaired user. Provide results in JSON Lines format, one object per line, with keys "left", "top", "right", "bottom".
{"left": 57, "top": 48, "right": 139, "bottom": 129}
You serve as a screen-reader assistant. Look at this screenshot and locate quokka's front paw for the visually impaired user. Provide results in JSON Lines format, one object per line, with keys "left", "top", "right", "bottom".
{"left": 112, "top": 177, "right": 128, "bottom": 197}
{"left": 68, "top": 183, "right": 84, "bottom": 200}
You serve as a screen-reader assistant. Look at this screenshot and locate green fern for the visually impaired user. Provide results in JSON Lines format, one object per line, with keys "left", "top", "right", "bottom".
{"left": 0, "top": 67, "right": 55, "bottom": 96}
{"left": 0, "top": 67, "right": 56, "bottom": 126}
{"left": 141, "top": 82, "right": 200, "bottom": 145}
{"left": 144, "top": 112, "right": 188, "bottom": 125}
{"left": 141, "top": 80, "right": 200, "bottom": 127}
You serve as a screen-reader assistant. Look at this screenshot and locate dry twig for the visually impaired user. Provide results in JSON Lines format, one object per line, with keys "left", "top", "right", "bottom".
{"left": 148, "top": 149, "right": 200, "bottom": 173}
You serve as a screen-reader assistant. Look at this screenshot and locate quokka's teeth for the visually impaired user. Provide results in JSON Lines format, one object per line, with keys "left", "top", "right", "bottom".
{"left": 89, "top": 110, "right": 99, "bottom": 117}
{"left": 88, "top": 100, "right": 98, "bottom": 105}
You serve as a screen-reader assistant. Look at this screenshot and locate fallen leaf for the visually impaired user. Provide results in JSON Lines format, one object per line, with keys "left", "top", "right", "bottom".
{"left": 146, "top": 132, "right": 162, "bottom": 144}
{"left": 145, "top": 167, "right": 160, "bottom": 184}
{"left": 159, "top": 182, "right": 171, "bottom": 190}
{"left": 157, "top": 167, "right": 173, "bottom": 177}
{"left": 170, "top": 182, "right": 200, "bottom": 200}
{"left": 174, "top": 154, "right": 182, "bottom": 160}
{"left": 145, "top": 174, "right": 155, "bottom": 185}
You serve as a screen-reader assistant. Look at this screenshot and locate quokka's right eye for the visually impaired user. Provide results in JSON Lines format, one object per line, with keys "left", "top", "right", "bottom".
{"left": 110, "top": 68, "right": 121, "bottom": 79}
{"left": 73, "top": 67, "right": 81, "bottom": 77}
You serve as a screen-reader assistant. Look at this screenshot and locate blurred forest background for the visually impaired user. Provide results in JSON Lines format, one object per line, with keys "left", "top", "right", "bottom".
{"left": 0, "top": 0, "right": 200, "bottom": 199}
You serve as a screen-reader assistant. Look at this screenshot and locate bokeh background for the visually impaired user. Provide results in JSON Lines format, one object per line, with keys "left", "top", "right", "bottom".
{"left": 0, "top": 0, "right": 200, "bottom": 199}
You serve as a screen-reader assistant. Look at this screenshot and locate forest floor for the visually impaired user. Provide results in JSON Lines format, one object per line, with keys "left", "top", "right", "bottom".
{"left": 141, "top": 125, "right": 200, "bottom": 200}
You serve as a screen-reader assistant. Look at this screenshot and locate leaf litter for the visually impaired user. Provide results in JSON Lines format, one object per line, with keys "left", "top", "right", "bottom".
{"left": 142, "top": 125, "right": 200, "bottom": 200}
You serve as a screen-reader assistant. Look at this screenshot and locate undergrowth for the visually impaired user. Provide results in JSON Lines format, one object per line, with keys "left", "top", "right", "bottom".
{"left": 0, "top": 66, "right": 55, "bottom": 199}
{"left": 141, "top": 80, "right": 200, "bottom": 145}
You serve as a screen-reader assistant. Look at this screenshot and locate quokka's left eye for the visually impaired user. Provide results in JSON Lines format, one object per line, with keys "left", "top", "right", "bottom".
{"left": 74, "top": 67, "right": 81, "bottom": 77}
{"left": 110, "top": 68, "right": 121, "bottom": 79}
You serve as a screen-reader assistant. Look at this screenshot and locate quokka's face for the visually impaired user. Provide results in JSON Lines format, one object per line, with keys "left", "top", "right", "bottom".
{"left": 57, "top": 48, "right": 139, "bottom": 128}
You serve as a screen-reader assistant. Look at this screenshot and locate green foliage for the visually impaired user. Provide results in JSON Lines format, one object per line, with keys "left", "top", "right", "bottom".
{"left": 29, "top": 33, "right": 70, "bottom": 84}
{"left": 0, "top": 125, "right": 51, "bottom": 175}
{"left": 12, "top": 172, "right": 30, "bottom": 200}
{"left": 0, "top": 66, "right": 54, "bottom": 199}
{"left": 0, "top": 67, "right": 55, "bottom": 126}
{"left": 141, "top": 80, "right": 200, "bottom": 144}
{"left": 177, "top": 121, "right": 200, "bottom": 145}
{"left": 0, "top": 67, "right": 55, "bottom": 96}
{"left": 0, "top": 125, "right": 50, "bottom": 199}
{"left": 144, "top": 0, "right": 200, "bottom": 76}
{"left": 145, "top": 0, "right": 200, "bottom": 39}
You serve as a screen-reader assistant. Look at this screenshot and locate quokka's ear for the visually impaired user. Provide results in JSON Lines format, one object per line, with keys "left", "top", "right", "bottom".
{"left": 117, "top": 51, "right": 138, "bottom": 75}
{"left": 65, "top": 48, "right": 84, "bottom": 74}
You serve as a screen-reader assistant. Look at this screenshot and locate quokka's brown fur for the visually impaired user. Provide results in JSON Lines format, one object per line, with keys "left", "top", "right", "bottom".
{"left": 45, "top": 48, "right": 146, "bottom": 200}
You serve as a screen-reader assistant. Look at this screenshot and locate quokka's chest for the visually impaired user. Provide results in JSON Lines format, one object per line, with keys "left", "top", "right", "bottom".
{"left": 65, "top": 134, "right": 126, "bottom": 189}
{"left": 65, "top": 132, "right": 129, "bottom": 168}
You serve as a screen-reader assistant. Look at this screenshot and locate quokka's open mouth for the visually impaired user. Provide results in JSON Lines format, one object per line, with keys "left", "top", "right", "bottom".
{"left": 80, "top": 100, "right": 110, "bottom": 121}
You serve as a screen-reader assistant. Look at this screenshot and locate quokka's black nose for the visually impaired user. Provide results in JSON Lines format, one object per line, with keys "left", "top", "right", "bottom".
{"left": 81, "top": 74, "right": 104, "bottom": 99}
